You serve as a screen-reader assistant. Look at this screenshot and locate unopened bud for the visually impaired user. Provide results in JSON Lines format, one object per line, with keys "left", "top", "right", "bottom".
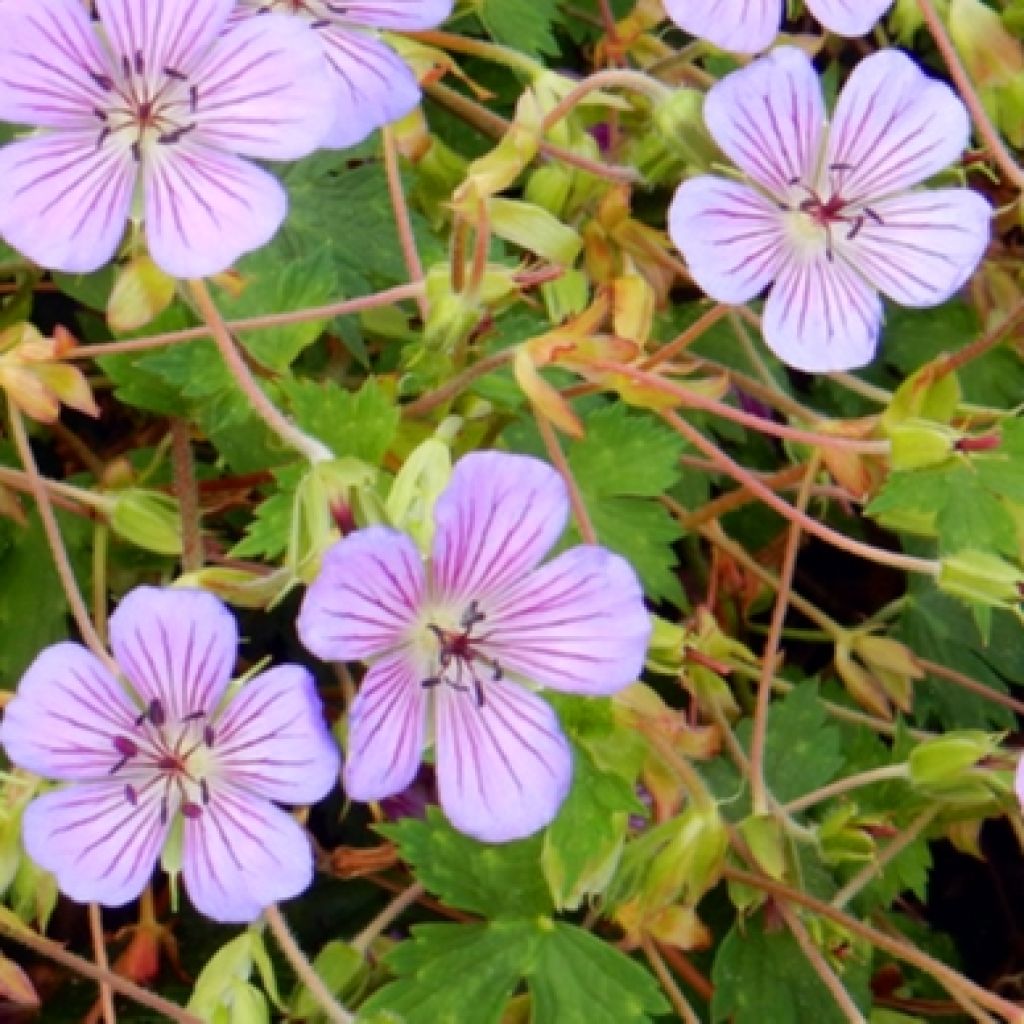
{"left": 938, "top": 550, "right": 1024, "bottom": 609}
{"left": 110, "top": 490, "right": 182, "bottom": 555}
{"left": 908, "top": 731, "right": 1000, "bottom": 791}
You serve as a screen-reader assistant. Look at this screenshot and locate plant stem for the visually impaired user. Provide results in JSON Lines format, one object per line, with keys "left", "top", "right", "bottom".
{"left": 264, "top": 904, "right": 354, "bottom": 1024}
{"left": 831, "top": 805, "right": 939, "bottom": 910}
{"left": 915, "top": 0, "right": 1024, "bottom": 192}
{"left": 781, "top": 764, "right": 911, "bottom": 816}
{"left": 916, "top": 657, "right": 1024, "bottom": 718}
{"left": 187, "top": 279, "right": 333, "bottom": 465}
{"left": 750, "top": 455, "right": 818, "bottom": 815}
{"left": 536, "top": 412, "right": 596, "bottom": 543}
{"left": 351, "top": 883, "right": 426, "bottom": 955}
{"left": 8, "top": 406, "right": 113, "bottom": 667}
{"left": 660, "top": 409, "right": 940, "bottom": 578}
{"left": 402, "top": 348, "right": 515, "bottom": 418}
{"left": 171, "top": 418, "right": 203, "bottom": 573}
{"left": 88, "top": 904, "right": 116, "bottom": 1024}
{"left": 69, "top": 282, "right": 427, "bottom": 360}
{"left": 641, "top": 937, "right": 701, "bottom": 1024}
{"left": 382, "top": 126, "right": 429, "bottom": 322}
{"left": 641, "top": 303, "right": 730, "bottom": 370}
{"left": 540, "top": 68, "right": 672, "bottom": 133}
{"left": 0, "top": 913, "right": 202, "bottom": 1024}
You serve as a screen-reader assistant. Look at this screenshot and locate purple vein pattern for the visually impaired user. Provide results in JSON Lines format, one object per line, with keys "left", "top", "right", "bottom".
{"left": 0, "top": 0, "right": 333, "bottom": 276}
{"left": 0, "top": 587, "right": 340, "bottom": 923}
{"left": 663, "top": 0, "right": 894, "bottom": 53}
{"left": 233, "top": 0, "right": 454, "bottom": 148}
{"left": 298, "top": 451, "right": 651, "bottom": 843}
{"left": 668, "top": 47, "right": 991, "bottom": 372}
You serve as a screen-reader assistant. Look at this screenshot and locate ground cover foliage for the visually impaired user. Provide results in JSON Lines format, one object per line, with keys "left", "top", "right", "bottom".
{"left": 1, "top": 0, "right": 1024, "bottom": 1022}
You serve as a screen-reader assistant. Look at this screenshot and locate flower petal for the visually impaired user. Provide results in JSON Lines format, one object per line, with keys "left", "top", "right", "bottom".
{"left": 343, "top": 651, "right": 428, "bottom": 801}
{"left": 142, "top": 143, "right": 287, "bottom": 278}
{"left": 826, "top": 49, "right": 970, "bottom": 202}
{"left": 662, "top": 0, "right": 780, "bottom": 53}
{"left": 318, "top": 27, "right": 421, "bottom": 148}
{"left": 847, "top": 189, "right": 991, "bottom": 307}
{"left": 1, "top": 643, "right": 139, "bottom": 779}
{"left": 94, "top": 0, "right": 234, "bottom": 76}
{"left": 0, "top": 0, "right": 111, "bottom": 127}
{"left": 432, "top": 453, "right": 568, "bottom": 605}
{"left": 334, "top": 0, "right": 454, "bottom": 30}
{"left": 806, "top": 0, "right": 893, "bottom": 36}
{"left": 704, "top": 45, "right": 824, "bottom": 197}
{"left": 211, "top": 665, "right": 339, "bottom": 805}
{"left": 479, "top": 546, "right": 650, "bottom": 696}
{"left": 668, "top": 176, "right": 789, "bottom": 304}
{"left": 0, "top": 133, "right": 134, "bottom": 273}
{"left": 435, "top": 680, "right": 571, "bottom": 842}
{"left": 298, "top": 528, "right": 426, "bottom": 662}
{"left": 182, "top": 785, "right": 314, "bottom": 923}
{"left": 191, "top": 14, "right": 333, "bottom": 160}
{"left": 109, "top": 587, "right": 237, "bottom": 725}
{"left": 23, "top": 783, "right": 168, "bottom": 907}
{"left": 762, "top": 250, "right": 882, "bottom": 372}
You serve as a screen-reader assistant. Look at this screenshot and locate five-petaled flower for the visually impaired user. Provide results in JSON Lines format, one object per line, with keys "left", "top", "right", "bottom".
{"left": 234, "top": 0, "right": 453, "bottom": 149}
{"left": 668, "top": 47, "right": 991, "bottom": 373}
{"left": 663, "top": 0, "right": 894, "bottom": 54}
{"left": 0, "top": 587, "right": 339, "bottom": 923}
{"left": 0, "top": 0, "right": 332, "bottom": 277}
{"left": 297, "top": 451, "right": 651, "bottom": 843}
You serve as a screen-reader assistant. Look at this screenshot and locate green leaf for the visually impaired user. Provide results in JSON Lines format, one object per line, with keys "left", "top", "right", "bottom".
{"left": 215, "top": 245, "right": 339, "bottom": 371}
{"left": 362, "top": 919, "right": 668, "bottom": 1024}
{"left": 230, "top": 465, "right": 305, "bottom": 560}
{"left": 711, "top": 913, "right": 871, "bottom": 1024}
{"left": 479, "top": 0, "right": 561, "bottom": 57}
{"left": 283, "top": 378, "right": 399, "bottom": 463}
{"left": 541, "top": 744, "right": 641, "bottom": 910}
{"left": 379, "top": 808, "right": 554, "bottom": 918}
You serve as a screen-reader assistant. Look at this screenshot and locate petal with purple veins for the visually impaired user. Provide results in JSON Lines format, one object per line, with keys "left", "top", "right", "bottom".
{"left": 109, "top": 587, "right": 238, "bottom": 726}
{"left": 343, "top": 650, "right": 429, "bottom": 801}
{"left": 434, "top": 680, "right": 571, "bottom": 842}
{"left": 182, "top": 784, "right": 314, "bottom": 923}
{"left": 662, "top": 0, "right": 780, "bottom": 54}
{"left": 432, "top": 453, "right": 569, "bottom": 606}
{"left": 317, "top": 26, "right": 421, "bottom": 148}
{"left": 334, "top": 0, "right": 454, "bottom": 30}
{"left": 806, "top": 0, "right": 893, "bottom": 37}
{"left": 142, "top": 142, "right": 287, "bottom": 278}
{"left": 212, "top": 665, "right": 340, "bottom": 805}
{"left": 704, "top": 46, "right": 824, "bottom": 198}
{"left": 0, "top": 0, "right": 112, "bottom": 128}
{"left": 0, "top": 132, "right": 135, "bottom": 273}
{"left": 22, "top": 783, "right": 168, "bottom": 908}
{"left": 479, "top": 546, "right": 650, "bottom": 696}
{"left": 762, "top": 250, "right": 882, "bottom": 372}
{"left": 846, "top": 189, "right": 991, "bottom": 307}
{"left": 668, "top": 176, "right": 789, "bottom": 305}
{"left": 1, "top": 643, "right": 139, "bottom": 780}
{"left": 298, "top": 528, "right": 426, "bottom": 663}
{"left": 191, "top": 14, "right": 333, "bottom": 160}
{"left": 94, "top": 0, "right": 235, "bottom": 77}
{"left": 825, "top": 49, "right": 970, "bottom": 203}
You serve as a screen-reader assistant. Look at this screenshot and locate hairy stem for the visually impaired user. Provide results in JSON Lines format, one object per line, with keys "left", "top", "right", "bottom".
{"left": 351, "top": 883, "right": 426, "bottom": 955}
{"left": 383, "top": 126, "right": 429, "bottom": 322}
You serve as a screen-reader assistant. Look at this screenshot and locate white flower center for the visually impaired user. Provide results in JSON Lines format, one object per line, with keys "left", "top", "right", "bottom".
{"left": 781, "top": 168, "right": 884, "bottom": 260}
{"left": 110, "top": 698, "right": 219, "bottom": 823}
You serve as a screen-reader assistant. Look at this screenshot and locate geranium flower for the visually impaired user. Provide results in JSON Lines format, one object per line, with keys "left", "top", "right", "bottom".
{"left": 297, "top": 452, "right": 651, "bottom": 842}
{"left": 234, "top": 0, "right": 454, "bottom": 149}
{"left": 0, "top": 588, "right": 339, "bottom": 923}
{"left": 0, "top": 0, "right": 332, "bottom": 277}
{"left": 668, "top": 47, "right": 991, "bottom": 372}
{"left": 663, "top": 0, "right": 894, "bottom": 53}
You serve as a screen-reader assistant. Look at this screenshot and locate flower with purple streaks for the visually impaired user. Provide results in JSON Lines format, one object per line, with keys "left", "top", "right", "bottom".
{"left": 0, "top": 587, "right": 339, "bottom": 923}
{"left": 668, "top": 47, "right": 991, "bottom": 372}
{"left": 234, "top": 0, "right": 453, "bottom": 149}
{"left": 297, "top": 451, "right": 651, "bottom": 843}
{"left": 663, "top": 0, "right": 894, "bottom": 54}
{"left": 0, "top": 0, "right": 332, "bottom": 276}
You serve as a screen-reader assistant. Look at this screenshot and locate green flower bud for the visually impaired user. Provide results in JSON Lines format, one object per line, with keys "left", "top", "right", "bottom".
{"left": 887, "top": 419, "right": 957, "bottom": 470}
{"left": 908, "top": 731, "right": 1000, "bottom": 790}
{"left": 110, "top": 489, "right": 182, "bottom": 555}
{"left": 938, "top": 550, "right": 1024, "bottom": 609}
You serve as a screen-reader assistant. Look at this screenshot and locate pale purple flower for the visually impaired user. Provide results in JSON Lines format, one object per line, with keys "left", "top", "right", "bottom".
{"left": 0, "top": 0, "right": 333, "bottom": 277}
{"left": 668, "top": 47, "right": 991, "bottom": 373}
{"left": 234, "top": 0, "right": 454, "bottom": 149}
{"left": 663, "top": 0, "right": 894, "bottom": 53}
{"left": 297, "top": 452, "right": 651, "bottom": 843}
{"left": 0, "top": 587, "right": 339, "bottom": 923}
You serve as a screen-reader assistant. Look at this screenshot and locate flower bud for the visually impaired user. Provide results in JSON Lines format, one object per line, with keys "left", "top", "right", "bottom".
{"left": 738, "top": 813, "right": 787, "bottom": 880}
{"left": 644, "top": 804, "right": 730, "bottom": 909}
{"left": 386, "top": 436, "right": 453, "bottom": 552}
{"left": 938, "top": 550, "right": 1024, "bottom": 609}
{"left": 887, "top": 419, "right": 957, "bottom": 470}
{"left": 107, "top": 253, "right": 176, "bottom": 333}
{"left": 908, "top": 732, "right": 1000, "bottom": 791}
{"left": 110, "top": 489, "right": 182, "bottom": 555}
{"left": 652, "top": 88, "right": 718, "bottom": 170}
